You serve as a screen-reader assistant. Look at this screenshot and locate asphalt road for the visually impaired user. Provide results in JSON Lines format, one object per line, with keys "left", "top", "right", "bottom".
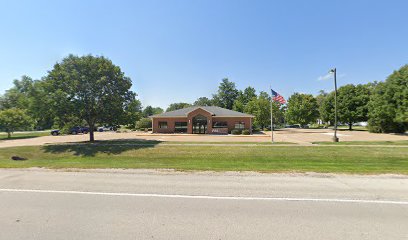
{"left": 0, "top": 169, "right": 407, "bottom": 240}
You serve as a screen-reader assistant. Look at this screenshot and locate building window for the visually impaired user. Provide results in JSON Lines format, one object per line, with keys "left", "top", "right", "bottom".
{"left": 175, "top": 122, "right": 187, "bottom": 133}
{"left": 212, "top": 121, "right": 228, "bottom": 128}
{"left": 234, "top": 121, "right": 245, "bottom": 129}
{"left": 158, "top": 121, "right": 168, "bottom": 129}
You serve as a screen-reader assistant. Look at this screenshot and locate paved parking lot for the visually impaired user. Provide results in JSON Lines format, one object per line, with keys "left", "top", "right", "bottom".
{"left": 0, "top": 129, "right": 406, "bottom": 148}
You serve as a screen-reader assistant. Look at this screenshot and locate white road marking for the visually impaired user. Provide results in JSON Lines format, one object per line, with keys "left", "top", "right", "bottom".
{"left": 1, "top": 188, "right": 407, "bottom": 205}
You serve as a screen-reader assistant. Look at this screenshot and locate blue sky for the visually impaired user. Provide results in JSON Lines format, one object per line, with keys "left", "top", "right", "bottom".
{"left": 1, "top": 0, "right": 407, "bottom": 109}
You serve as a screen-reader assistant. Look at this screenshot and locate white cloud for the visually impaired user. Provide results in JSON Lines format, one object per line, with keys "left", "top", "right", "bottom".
{"left": 317, "top": 73, "right": 346, "bottom": 81}
{"left": 317, "top": 73, "right": 332, "bottom": 81}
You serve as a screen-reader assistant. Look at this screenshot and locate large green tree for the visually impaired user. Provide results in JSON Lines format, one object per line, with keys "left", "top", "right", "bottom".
{"left": 0, "top": 76, "right": 53, "bottom": 130}
{"left": 166, "top": 102, "right": 192, "bottom": 112}
{"left": 244, "top": 91, "right": 283, "bottom": 129}
{"left": 233, "top": 86, "right": 257, "bottom": 112}
{"left": 0, "top": 108, "right": 33, "bottom": 138}
{"left": 143, "top": 106, "right": 163, "bottom": 117}
{"left": 122, "top": 99, "right": 143, "bottom": 129}
{"left": 368, "top": 65, "right": 408, "bottom": 133}
{"left": 45, "top": 54, "right": 137, "bottom": 141}
{"left": 318, "top": 92, "right": 334, "bottom": 124}
{"left": 0, "top": 76, "right": 33, "bottom": 110}
{"left": 212, "top": 78, "right": 239, "bottom": 110}
{"left": 336, "top": 84, "right": 371, "bottom": 130}
{"left": 285, "top": 93, "right": 319, "bottom": 126}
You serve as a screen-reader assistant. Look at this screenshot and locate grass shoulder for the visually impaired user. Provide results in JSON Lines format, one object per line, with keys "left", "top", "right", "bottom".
{"left": 0, "top": 143, "right": 407, "bottom": 174}
{"left": 313, "top": 140, "right": 408, "bottom": 145}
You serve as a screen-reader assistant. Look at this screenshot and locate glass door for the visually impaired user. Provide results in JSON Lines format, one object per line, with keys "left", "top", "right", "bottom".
{"left": 192, "top": 115, "right": 207, "bottom": 134}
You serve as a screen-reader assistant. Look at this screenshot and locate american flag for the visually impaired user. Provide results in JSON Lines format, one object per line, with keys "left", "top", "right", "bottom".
{"left": 271, "top": 89, "right": 286, "bottom": 104}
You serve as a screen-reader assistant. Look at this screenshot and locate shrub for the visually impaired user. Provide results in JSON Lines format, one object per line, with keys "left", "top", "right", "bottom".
{"left": 231, "top": 129, "right": 242, "bottom": 135}
{"left": 136, "top": 118, "right": 152, "bottom": 130}
{"left": 242, "top": 129, "right": 250, "bottom": 135}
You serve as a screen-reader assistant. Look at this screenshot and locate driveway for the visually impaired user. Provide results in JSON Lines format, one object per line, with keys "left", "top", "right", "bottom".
{"left": 1, "top": 129, "right": 407, "bottom": 148}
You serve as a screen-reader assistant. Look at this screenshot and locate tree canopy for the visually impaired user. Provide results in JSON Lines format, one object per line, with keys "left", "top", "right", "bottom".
{"left": 45, "top": 54, "right": 137, "bottom": 141}
{"left": 193, "top": 97, "right": 213, "bottom": 106}
{"left": 0, "top": 108, "right": 33, "bottom": 138}
{"left": 233, "top": 86, "right": 257, "bottom": 112}
{"left": 244, "top": 91, "right": 283, "bottom": 129}
{"left": 212, "top": 78, "right": 239, "bottom": 110}
{"left": 336, "top": 84, "right": 371, "bottom": 130}
{"left": 166, "top": 102, "right": 192, "bottom": 112}
{"left": 368, "top": 65, "right": 408, "bottom": 133}
{"left": 285, "top": 93, "right": 319, "bottom": 126}
{"left": 143, "top": 105, "right": 163, "bottom": 117}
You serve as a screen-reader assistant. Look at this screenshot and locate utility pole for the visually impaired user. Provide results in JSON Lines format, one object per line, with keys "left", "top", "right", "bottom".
{"left": 330, "top": 68, "right": 339, "bottom": 142}
{"left": 271, "top": 95, "right": 274, "bottom": 143}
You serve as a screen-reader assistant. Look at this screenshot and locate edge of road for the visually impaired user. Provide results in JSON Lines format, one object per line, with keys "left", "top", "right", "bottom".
{"left": 1, "top": 167, "right": 408, "bottom": 178}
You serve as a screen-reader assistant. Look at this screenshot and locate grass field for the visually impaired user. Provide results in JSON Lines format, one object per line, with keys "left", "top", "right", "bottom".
{"left": 314, "top": 140, "right": 408, "bottom": 145}
{"left": 0, "top": 143, "right": 407, "bottom": 174}
{"left": 0, "top": 131, "right": 50, "bottom": 141}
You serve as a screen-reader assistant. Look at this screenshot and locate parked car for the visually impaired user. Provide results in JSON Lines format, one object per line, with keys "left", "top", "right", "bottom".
{"left": 70, "top": 126, "right": 89, "bottom": 134}
{"left": 285, "top": 124, "right": 301, "bottom": 128}
{"left": 97, "top": 126, "right": 116, "bottom": 132}
{"left": 50, "top": 129, "right": 60, "bottom": 136}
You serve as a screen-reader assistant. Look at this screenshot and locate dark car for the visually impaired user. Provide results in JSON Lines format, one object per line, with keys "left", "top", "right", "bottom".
{"left": 70, "top": 126, "right": 89, "bottom": 134}
{"left": 285, "top": 124, "right": 301, "bottom": 128}
{"left": 51, "top": 129, "right": 60, "bottom": 136}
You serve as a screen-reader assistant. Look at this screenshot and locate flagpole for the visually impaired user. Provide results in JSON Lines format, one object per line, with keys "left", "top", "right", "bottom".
{"left": 270, "top": 86, "right": 274, "bottom": 143}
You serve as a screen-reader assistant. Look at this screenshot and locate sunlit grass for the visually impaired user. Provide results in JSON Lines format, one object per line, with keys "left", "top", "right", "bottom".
{"left": 0, "top": 143, "right": 407, "bottom": 174}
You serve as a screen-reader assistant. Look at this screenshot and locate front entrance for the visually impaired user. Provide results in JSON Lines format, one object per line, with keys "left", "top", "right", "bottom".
{"left": 192, "top": 115, "right": 207, "bottom": 134}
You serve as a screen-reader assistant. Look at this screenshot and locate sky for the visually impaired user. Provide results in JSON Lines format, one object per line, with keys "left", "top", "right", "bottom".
{"left": 1, "top": 0, "right": 407, "bottom": 109}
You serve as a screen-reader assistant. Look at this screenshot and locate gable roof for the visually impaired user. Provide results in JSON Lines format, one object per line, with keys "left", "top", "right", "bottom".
{"left": 150, "top": 106, "right": 254, "bottom": 118}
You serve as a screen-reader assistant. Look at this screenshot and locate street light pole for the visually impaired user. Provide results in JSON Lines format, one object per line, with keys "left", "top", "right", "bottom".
{"left": 330, "top": 68, "right": 339, "bottom": 142}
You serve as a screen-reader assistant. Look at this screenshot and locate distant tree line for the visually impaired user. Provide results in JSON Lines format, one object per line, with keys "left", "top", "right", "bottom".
{"left": 1, "top": 55, "right": 407, "bottom": 139}
{"left": 164, "top": 66, "right": 407, "bottom": 133}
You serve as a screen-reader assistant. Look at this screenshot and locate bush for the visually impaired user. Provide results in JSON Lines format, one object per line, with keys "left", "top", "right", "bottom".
{"left": 231, "top": 129, "right": 242, "bottom": 135}
{"left": 136, "top": 118, "right": 152, "bottom": 130}
{"left": 242, "top": 129, "right": 250, "bottom": 135}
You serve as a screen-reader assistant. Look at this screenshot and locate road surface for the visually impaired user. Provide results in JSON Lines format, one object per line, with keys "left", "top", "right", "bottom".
{"left": 0, "top": 169, "right": 407, "bottom": 239}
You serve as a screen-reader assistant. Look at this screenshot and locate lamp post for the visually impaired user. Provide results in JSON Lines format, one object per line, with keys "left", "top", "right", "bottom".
{"left": 329, "top": 68, "right": 339, "bottom": 142}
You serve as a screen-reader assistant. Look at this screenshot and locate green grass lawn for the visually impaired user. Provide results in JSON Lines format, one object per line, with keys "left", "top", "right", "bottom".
{"left": 0, "top": 131, "right": 50, "bottom": 141}
{"left": 314, "top": 140, "right": 408, "bottom": 145}
{"left": 0, "top": 143, "right": 407, "bottom": 174}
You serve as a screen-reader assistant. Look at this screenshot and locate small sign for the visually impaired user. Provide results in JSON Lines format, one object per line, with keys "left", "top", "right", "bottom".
{"left": 211, "top": 128, "right": 228, "bottom": 134}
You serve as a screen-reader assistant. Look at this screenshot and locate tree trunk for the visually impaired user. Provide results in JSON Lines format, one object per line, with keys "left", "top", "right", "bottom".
{"left": 349, "top": 122, "right": 353, "bottom": 131}
{"left": 89, "top": 125, "right": 95, "bottom": 142}
{"left": 7, "top": 131, "right": 11, "bottom": 139}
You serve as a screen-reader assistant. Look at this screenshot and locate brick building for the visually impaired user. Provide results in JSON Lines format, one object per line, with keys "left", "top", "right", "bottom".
{"left": 150, "top": 106, "right": 254, "bottom": 134}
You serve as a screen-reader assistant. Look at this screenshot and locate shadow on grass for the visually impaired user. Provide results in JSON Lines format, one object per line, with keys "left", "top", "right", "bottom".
{"left": 337, "top": 128, "right": 367, "bottom": 132}
{"left": 41, "top": 139, "right": 163, "bottom": 157}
